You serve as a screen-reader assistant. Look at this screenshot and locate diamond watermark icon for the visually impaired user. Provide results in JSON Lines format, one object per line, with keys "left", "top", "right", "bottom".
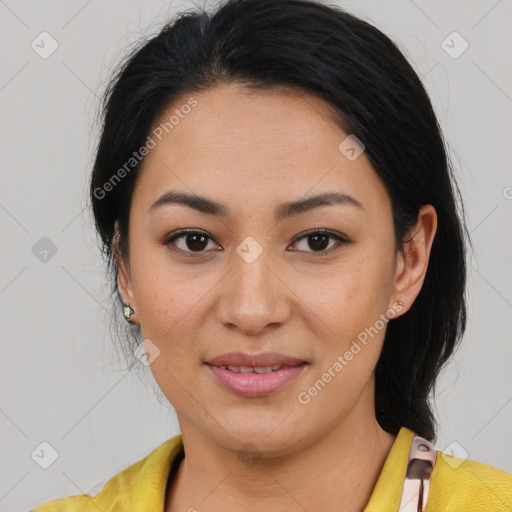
{"left": 441, "top": 31, "right": 468, "bottom": 59}
{"left": 134, "top": 338, "right": 161, "bottom": 366}
{"left": 31, "top": 441, "right": 59, "bottom": 469}
{"left": 338, "top": 134, "right": 365, "bottom": 161}
{"left": 236, "top": 236, "right": 263, "bottom": 263}
{"left": 237, "top": 442, "right": 262, "bottom": 467}
{"left": 31, "top": 31, "right": 59, "bottom": 59}
{"left": 32, "top": 236, "right": 58, "bottom": 263}
{"left": 440, "top": 440, "right": 469, "bottom": 469}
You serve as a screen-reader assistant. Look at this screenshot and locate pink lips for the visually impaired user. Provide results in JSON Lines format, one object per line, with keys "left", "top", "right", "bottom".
{"left": 205, "top": 351, "right": 308, "bottom": 397}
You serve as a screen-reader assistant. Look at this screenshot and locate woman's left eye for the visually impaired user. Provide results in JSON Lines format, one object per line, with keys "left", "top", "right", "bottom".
{"left": 290, "top": 229, "right": 351, "bottom": 254}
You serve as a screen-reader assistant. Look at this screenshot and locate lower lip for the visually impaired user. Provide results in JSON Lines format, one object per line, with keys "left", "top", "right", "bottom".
{"left": 206, "top": 363, "right": 307, "bottom": 397}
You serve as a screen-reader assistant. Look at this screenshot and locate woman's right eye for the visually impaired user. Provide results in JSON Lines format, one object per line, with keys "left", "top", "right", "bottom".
{"left": 163, "top": 230, "right": 221, "bottom": 256}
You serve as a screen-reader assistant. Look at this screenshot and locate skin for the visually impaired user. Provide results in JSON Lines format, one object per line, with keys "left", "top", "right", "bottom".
{"left": 116, "top": 83, "right": 437, "bottom": 512}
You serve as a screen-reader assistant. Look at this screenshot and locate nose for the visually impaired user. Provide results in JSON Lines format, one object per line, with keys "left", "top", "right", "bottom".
{"left": 215, "top": 243, "right": 292, "bottom": 336}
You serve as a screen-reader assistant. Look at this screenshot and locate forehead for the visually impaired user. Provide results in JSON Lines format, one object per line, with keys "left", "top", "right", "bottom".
{"left": 149, "top": 83, "right": 345, "bottom": 159}
{"left": 132, "top": 83, "right": 390, "bottom": 218}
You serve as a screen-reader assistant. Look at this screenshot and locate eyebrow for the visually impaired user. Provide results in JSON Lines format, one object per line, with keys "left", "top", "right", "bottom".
{"left": 149, "top": 190, "right": 363, "bottom": 221}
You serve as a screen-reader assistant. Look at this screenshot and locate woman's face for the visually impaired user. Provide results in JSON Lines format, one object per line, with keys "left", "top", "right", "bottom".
{"left": 119, "top": 83, "right": 415, "bottom": 456}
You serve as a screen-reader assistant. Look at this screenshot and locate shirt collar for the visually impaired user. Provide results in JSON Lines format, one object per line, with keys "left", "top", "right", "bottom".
{"left": 363, "top": 426, "right": 416, "bottom": 511}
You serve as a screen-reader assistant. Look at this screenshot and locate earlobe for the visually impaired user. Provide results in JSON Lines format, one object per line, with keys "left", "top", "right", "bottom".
{"left": 391, "top": 204, "right": 437, "bottom": 313}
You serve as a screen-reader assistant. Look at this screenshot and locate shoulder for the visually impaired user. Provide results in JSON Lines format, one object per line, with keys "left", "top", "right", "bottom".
{"left": 429, "top": 448, "right": 512, "bottom": 510}
{"left": 30, "top": 434, "right": 183, "bottom": 512}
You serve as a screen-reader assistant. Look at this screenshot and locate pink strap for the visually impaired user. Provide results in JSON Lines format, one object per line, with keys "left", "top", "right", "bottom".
{"left": 398, "top": 435, "right": 437, "bottom": 511}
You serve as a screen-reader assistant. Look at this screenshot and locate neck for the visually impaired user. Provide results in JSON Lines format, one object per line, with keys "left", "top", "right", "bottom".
{"left": 166, "top": 406, "right": 396, "bottom": 512}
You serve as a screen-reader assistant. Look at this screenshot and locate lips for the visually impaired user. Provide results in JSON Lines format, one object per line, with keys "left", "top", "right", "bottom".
{"left": 205, "top": 352, "right": 308, "bottom": 397}
{"left": 205, "top": 351, "right": 306, "bottom": 368}
{"left": 214, "top": 364, "right": 284, "bottom": 374}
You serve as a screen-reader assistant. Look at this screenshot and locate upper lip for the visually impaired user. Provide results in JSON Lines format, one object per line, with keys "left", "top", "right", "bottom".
{"left": 205, "top": 352, "right": 307, "bottom": 367}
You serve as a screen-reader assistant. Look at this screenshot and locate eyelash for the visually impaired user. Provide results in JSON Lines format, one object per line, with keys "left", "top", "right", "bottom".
{"left": 162, "top": 228, "right": 353, "bottom": 258}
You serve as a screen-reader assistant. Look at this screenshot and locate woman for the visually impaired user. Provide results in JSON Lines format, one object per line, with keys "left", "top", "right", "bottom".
{"left": 31, "top": 0, "right": 512, "bottom": 510}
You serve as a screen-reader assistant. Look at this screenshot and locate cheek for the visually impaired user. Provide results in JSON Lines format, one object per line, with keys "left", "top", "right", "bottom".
{"left": 128, "top": 246, "right": 189, "bottom": 339}
{"left": 128, "top": 250, "right": 210, "bottom": 402}
{"left": 294, "top": 261, "right": 394, "bottom": 411}
{"left": 131, "top": 243, "right": 203, "bottom": 330}
{"left": 129, "top": 246, "right": 223, "bottom": 357}
{"left": 291, "top": 248, "right": 396, "bottom": 405}
{"left": 294, "top": 251, "right": 395, "bottom": 341}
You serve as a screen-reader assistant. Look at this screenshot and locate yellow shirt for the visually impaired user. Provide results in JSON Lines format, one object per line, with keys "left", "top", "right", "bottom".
{"left": 31, "top": 426, "right": 512, "bottom": 511}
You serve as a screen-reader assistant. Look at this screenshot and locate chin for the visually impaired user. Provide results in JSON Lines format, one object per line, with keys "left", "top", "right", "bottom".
{"left": 214, "top": 417, "right": 308, "bottom": 459}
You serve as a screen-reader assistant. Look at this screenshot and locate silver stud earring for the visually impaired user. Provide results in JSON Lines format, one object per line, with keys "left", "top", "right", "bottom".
{"left": 123, "top": 302, "right": 135, "bottom": 323}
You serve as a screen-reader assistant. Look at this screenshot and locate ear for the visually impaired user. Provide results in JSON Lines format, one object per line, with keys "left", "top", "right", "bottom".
{"left": 113, "top": 220, "right": 137, "bottom": 316}
{"left": 390, "top": 204, "right": 437, "bottom": 315}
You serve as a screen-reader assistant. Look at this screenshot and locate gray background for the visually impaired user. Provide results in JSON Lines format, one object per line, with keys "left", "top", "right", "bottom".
{"left": 0, "top": 1, "right": 510, "bottom": 510}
